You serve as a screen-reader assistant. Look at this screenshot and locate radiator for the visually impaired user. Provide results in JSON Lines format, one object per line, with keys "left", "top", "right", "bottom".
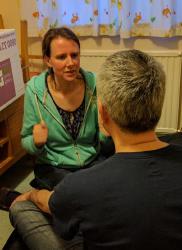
{"left": 81, "top": 50, "right": 182, "bottom": 133}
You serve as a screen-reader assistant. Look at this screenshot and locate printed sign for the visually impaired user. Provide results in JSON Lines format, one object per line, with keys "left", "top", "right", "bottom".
{"left": 0, "top": 29, "right": 24, "bottom": 111}
{"left": 0, "top": 59, "right": 16, "bottom": 107}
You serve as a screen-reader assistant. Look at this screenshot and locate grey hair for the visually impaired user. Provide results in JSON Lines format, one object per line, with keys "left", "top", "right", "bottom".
{"left": 97, "top": 49, "right": 166, "bottom": 133}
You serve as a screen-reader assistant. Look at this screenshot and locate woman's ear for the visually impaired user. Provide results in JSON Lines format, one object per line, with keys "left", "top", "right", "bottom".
{"left": 44, "top": 56, "right": 52, "bottom": 68}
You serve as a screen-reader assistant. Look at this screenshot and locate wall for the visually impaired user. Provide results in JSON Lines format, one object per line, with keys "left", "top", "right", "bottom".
{"left": 0, "top": 0, "right": 21, "bottom": 51}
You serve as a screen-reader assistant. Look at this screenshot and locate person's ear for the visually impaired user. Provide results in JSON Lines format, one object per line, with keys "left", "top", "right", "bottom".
{"left": 44, "top": 56, "right": 52, "bottom": 68}
{"left": 98, "top": 99, "right": 109, "bottom": 124}
{"left": 98, "top": 98, "right": 111, "bottom": 136}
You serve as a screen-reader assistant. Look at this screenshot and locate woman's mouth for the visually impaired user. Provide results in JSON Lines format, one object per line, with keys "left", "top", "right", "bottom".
{"left": 65, "top": 70, "right": 76, "bottom": 74}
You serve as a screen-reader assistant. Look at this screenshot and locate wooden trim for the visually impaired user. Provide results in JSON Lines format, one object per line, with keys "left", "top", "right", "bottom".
{"left": 29, "top": 54, "right": 42, "bottom": 59}
{"left": 21, "top": 20, "right": 30, "bottom": 82}
{"left": 0, "top": 137, "right": 9, "bottom": 147}
{"left": 0, "top": 14, "right": 4, "bottom": 29}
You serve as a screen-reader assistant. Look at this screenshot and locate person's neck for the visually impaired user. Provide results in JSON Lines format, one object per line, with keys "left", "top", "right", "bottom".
{"left": 111, "top": 127, "right": 168, "bottom": 153}
{"left": 49, "top": 75, "right": 80, "bottom": 94}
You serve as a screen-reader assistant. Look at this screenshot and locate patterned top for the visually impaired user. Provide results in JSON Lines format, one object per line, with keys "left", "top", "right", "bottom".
{"left": 58, "top": 99, "right": 85, "bottom": 140}
{"left": 46, "top": 74, "right": 85, "bottom": 140}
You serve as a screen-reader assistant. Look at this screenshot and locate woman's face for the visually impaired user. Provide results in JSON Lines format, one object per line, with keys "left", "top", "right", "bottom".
{"left": 46, "top": 37, "right": 80, "bottom": 82}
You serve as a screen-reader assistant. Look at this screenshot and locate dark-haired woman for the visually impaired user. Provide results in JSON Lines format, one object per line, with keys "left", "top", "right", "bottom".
{"left": 21, "top": 27, "right": 112, "bottom": 190}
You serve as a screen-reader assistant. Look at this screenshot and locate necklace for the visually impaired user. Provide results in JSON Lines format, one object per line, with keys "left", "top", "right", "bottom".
{"left": 70, "top": 113, "right": 74, "bottom": 124}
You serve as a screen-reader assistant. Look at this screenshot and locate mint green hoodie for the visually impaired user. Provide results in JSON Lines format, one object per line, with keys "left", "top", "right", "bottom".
{"left": 21, "top": 69, "right": 106, "bottom": 168}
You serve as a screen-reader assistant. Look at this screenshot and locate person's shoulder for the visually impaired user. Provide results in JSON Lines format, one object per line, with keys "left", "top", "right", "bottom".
{"left": 80, "top": 67, "right": 95, "bottom": 77}
{"left": 167, "top": 144, "right": 182, "bottom": 154}
{"left": 80, "top": 68, "right": 96, "bottom": 87}
{"left": 66, "top": 155, "right": 118, "bottom": 184}
{"left": 26, "top": 71, "right": 47, "bottom": 92}
{"left": 56, "top": 156, "right": 119, "bottom": 202}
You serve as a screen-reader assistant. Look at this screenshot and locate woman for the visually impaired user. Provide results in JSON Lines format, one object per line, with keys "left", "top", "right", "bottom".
{"left": 0, "top": 27, "right": 113, "bottom": 208}
{"left": 21, "top": 27, "right": 112, "bottom": 190}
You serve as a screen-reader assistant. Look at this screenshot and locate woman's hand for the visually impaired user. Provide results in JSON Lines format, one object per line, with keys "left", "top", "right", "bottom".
{"left": 33, "top": 120, "right": 48, "bottom": 147}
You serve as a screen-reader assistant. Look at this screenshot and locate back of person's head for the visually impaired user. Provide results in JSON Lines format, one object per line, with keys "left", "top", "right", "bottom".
{"left": 97, "top": 49, "right": 166, "bottom": 133}
{"left": 42, "top": 27, "right": 80, "bottom": 58}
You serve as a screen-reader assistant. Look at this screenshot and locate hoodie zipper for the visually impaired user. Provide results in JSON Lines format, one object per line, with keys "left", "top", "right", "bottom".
{"left": 43, "top": 104, "right": 83, "bottom": 166}
{"left": 72, "top": 86, "right": 95, "bottom": 166}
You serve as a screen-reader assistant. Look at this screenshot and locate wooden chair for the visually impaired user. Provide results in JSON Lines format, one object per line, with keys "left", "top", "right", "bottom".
{"left": 20, "top": 20, "right": 42, "bottom": 83}
{"left": 0, "top": 14, "right": 4, "bottom": 28}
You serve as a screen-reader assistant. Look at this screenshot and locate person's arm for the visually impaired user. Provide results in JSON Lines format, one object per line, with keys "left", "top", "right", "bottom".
{"left": 21, "top": 83, "right": 48, "bottom": 154}
{"left": 11, "top": 189, "right": 53, "bottom": 214}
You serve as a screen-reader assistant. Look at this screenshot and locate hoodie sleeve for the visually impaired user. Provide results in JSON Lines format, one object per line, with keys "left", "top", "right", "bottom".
{"left": 21, "top": 81, "right": 44, "bottom": 155}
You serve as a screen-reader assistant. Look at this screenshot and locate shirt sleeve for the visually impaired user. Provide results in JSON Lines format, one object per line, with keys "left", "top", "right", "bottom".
{"left": 49, "top": 174, "right": 81, "bottom": 240}
{"left": 21, "top": 83, "right": 45, "bottom": 155}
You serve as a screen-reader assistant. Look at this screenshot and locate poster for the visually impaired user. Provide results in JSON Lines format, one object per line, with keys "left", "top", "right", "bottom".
{"left": 0, "top": 29, "right": 24, "bottom": 111}
{"left": 0, "top": 59, "right": 16, "bottom": 107}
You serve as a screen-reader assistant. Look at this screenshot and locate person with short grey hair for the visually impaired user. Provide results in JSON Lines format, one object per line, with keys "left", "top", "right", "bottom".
{"left": 9, "top": 49, "right": 182, "bottom": 249}
{"left": 97, "top": 49, "right": 165, "bottom": 133}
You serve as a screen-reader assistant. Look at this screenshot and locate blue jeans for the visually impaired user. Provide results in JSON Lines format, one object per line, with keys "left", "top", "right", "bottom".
{"left": 9, "top": 201, "right": 83, "bottom": 250}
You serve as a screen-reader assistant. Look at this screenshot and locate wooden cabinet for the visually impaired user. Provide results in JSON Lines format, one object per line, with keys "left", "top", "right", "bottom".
{"left": 0, "top": 15, "right": 26, "bottom": 175}
{"left": 0, "top": 96, "right": 25, "bottom": 175}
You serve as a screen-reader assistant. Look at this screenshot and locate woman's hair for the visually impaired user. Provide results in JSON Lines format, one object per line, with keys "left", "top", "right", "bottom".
{"left": 97, "top": 49, "right": 166, "bottom": 133}
{"left": 42, "top": 27, "right": 80, "bottom": 58}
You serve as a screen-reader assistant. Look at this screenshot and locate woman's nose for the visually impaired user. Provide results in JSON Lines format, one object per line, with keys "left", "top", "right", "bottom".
{"left": 66, "top": 56, "right": 74, "bottom": 66}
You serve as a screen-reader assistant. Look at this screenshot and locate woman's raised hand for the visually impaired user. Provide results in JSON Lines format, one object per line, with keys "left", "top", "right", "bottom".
{"left": 33, "top": 120, "right": 48, "bottom": 148}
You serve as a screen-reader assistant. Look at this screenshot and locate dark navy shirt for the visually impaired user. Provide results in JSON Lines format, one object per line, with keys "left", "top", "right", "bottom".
{"left": 49, "top": 144, "right": 182, "bottom": 250}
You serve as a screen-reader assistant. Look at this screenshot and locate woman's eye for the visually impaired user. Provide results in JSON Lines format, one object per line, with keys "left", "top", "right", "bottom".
{"left": 56, "top": 53, "right": 79, "bottom": 60}
{"left": 71, "top": 53, "right": 79, "bottom": 59}
{"left": 57, "top": 55, "right": 66, "bottom": 60}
